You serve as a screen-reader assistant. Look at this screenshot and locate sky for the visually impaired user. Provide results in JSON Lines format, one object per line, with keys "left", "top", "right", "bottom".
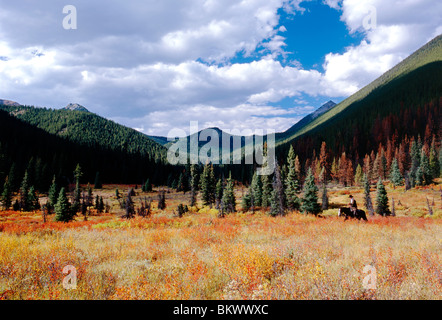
{"left": 0, "top": 0, "right": 441, "bottom": 137}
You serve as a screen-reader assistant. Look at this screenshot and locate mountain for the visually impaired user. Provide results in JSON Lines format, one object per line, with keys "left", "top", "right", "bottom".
{"left": 0, "top": 99, "right": 20, "bottom": 107}
{"left": 276, "top": 34, "right": 442, "bottom": 165}
{"left": 277, "top": 34, "right": 442, "bottom": 147}
{"left": 0, "top": 104, "right": 166, "bottom": 160}
{"left": 275, "top": 100, "right": 336, "bottom": 142}
{"left": 63, "top": 103, "right": 89, "bottom": 112}
{"left": 0, "top": 103, "right": 174, "bottom": 187}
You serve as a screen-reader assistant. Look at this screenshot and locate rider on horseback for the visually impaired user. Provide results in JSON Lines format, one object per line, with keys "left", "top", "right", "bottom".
{"left": 349, "top": 195, "right": 357, "bottom": 216}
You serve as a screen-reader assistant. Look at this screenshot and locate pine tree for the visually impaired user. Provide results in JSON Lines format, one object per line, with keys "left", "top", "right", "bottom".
{"left": 363, "top": 174, "right": 374, "bottom": 216}
{"left": 28, "top": 186, "right": 40, "bottom": 211}
{"left": 270, "top": 164, "right": 285, "bottom": 217}
{"left": 94, "top": 171, "right": 102, "bottom": 189}
{"left": 301, "top": 168, "right": 321, "bottom": 216}
{"left": 215, "top": 178, "right": 223, "bottom": 210}
{"left": 55, "top": 187, "right": 72, "bottom": 222}
{"left": 19, "top": 170, "right": 30, "bottom": 211}
{"left": 419, "top": 150, "right": 432, "bottom": 185}
{"left": 251, "top": 172, "right": 262, "bottom": 207}
{"left": 72, "top": 164, "right": 83, "bottom": 214}
{"left": 190, "top": 164, "right": 199, "bottom": 207}
{"left": 439, "top": 144, "right": 442, "bottom": 178}
{"left": 429, "top": 140, "right": 440, "bottom": 179}
{"left": 48, "top": 175, "right": 58, "bottom": 210}
{"left": 143, "top": 178, "right": 152, "bottom": 192}
{"left": 261, "top": 174, "right": 272, "bottom": 208}
{"left": 285, "top": 145, "right": 301, "bottom": 211}
{"left": 389, "top": 158, "right": 403, "bottom": 188}
{"left": 124, "top": 189, "right": 135, "bottom": 218}
{"left": 1, "top": 176, "right": 12, "bottom": 210}
{"left": 375, "top": 179, "right": 390, "bottom": 216}
{"left": 200, "top": 163, "right": 215, "bottom": 206}
{"left": 354, "top": 164, "right": 363, "bottom": 186}
{"left": 221, "top": 172, "right": 236, "bottom": 214}
{"left": 241, "top": 189, "right": 252, "bottom": 212}
{"left": 321, "top": 183, "right": 329, "bottom": 211}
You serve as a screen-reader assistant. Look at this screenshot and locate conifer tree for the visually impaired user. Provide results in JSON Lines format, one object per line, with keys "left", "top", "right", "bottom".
{"left": 221, "top": 172, "right": 236, "bottom": 214}
{"left": 261, "top": 174, "right": 272, "bottom": 208}
{"left": 439, "top": 145, "right": 442, "bottom": 178}
{"left": 354, "top": 164, "right": 363, "bottom": 186}
{"left": 321, "top": 183, "right": 329, "bottom": 211}
{"left": 389, "top": 158, "right": 403, "bottom": 188}
{"left": 55, "top": 187, "right": 72, "bottom": 222}
{"left": 28, "top": 186, "right": 40, "bottom": 211}
{"left": 200, "top": 163, "right": 216, "bottom": 206}
{"left": 1, "top": 176, "right": 12, "bottom": 210}
{"left": 72, "top": 164, "right": 83, "bottom": 214}
{"left": 301, "top": 168, "right": 321, "bottom": 216}
{"left": 190, "top": 164, "right": 199, "bottom": 207}
{"left": 215, "top": 178, "right": 223, "bottom": 210}
{"left": 429, "top": 140, "right": 440, "bottom": 179}
{"left": 419, "top": 150, "right": 432, "bottom": 185}
{"left": 363, "top": 174, "right": 374, "bottom": 216}
{"left": 375, "top": 179, "right": 390, "bottom": 216}
{"left": 19, "top": 170, "right": 30, "bottom": 211}
{"left": 270, "top": 163, "right": 285, "bottom": 217}
{"left": 48, "top": 175, "right": 58, "bottom": 210}
{"left": 251, "top": 172, "right": 262, "bottom": 207}
{"left": 285, "top": 145, "right": 300, "bottom": 211}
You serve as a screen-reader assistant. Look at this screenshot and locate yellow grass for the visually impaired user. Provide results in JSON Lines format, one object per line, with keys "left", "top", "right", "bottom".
{"left": 0, "top": 183, "right": 441, "bottom": 300}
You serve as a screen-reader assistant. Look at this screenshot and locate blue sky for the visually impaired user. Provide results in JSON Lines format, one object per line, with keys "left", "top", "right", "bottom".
{"left": 0, "top": 0, "right": 441, "bottom": 136}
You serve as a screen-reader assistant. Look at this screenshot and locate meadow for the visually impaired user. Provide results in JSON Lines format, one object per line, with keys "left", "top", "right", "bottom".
{"left": 0, "top": 182, "right": 441, "bottom": 300}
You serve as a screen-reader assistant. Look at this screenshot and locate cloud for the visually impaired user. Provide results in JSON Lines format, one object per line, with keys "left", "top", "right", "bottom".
{"left": 321, "top": 0, "right": 442, "bottom": 94}
{"left": 0, "top": 0, "right": 440, "bottom": 137}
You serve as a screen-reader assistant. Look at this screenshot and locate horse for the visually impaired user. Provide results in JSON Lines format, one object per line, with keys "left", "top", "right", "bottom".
{"left": 338, "top": 207, "right": 368, "bottom": 221}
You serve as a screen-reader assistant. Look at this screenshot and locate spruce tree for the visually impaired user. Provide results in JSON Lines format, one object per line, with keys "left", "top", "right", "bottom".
{"left": 261, "top": 174, "right": 272, "bottom": 208}
{"left": 200, "top": 163, "right": 215, "bottom": 206}
{"left": 439, "top": 145, "right": 442, "bottom": 178}
{"left": 419, "top": 150, "right": 432, "bottom": 185}
{"left": 221, "top": 172, "right": 236, "bottom": 214}
{"left": 19, "top": 170, "right": 30, "bottom": 211}
{"left": 48, "top": 175, "right": 58, "bottom": 210}
{"left": 55, "top": 187, "right": 72, "bottom": 222}
{"left": 241, "top": 190, "right": 251, "bottom": 212}
{"left": 215, "top": 178, "right": 223, "bottom": 209}
{"left": 190, "top": 164, "right": 199, "bottom": 207}
{"left": 301, "top": 168, "right": 321, "bottom": 216}
{"left": 72, "top": 164, "right": 83, "bottom": 214}
{"left": 375, "top": 179, "right": 390, "bottom": 216}
{"left": 28, "top": 186, "right": 40, "bottom": 211}
{"left": 354, "top": 164, "right": 363, "bottom": 186}
{"left": 429, "top": 141, "right": 440, "bottom": 179}
{"left": 285, "top": 145, "right": 300, "bottom": 211}
{"left": 321, "top": 183, "right": 329, "bottom": 211}
{"left": 250, "top": 172, "right": 262, "bottom": 207}
{"left": 389, "top": 158, "right": 403, "bottom": 188}
{"left": 270, "top": 164, "right": 285, "bottom": 217}
{"left": 1, "top": 176, "right": 12, "bottom": 210}
{"left": 363, "top": 174, "right": 374, "bottom": 216}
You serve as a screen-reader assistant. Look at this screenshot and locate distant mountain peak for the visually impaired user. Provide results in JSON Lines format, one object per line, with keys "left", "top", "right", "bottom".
{"left": 63, "top": 103, "right": 89, "bottom": 112}
{"left": 0, "top": 99, "right": 21, "bottom": 107}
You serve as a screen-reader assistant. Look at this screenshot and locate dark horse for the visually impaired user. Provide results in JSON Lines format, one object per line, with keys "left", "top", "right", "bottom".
{"left": 338, "top": 207, "right": 368, "bottom": 221}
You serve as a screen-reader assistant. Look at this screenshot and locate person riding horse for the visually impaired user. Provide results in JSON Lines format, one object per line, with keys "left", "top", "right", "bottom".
{"left": 349, "top": 195, "right": 357, "bottom": 215}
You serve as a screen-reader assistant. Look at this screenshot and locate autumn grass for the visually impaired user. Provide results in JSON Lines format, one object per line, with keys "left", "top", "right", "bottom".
{"left": 0, "top": 184, "right": 441, "bottom": 300}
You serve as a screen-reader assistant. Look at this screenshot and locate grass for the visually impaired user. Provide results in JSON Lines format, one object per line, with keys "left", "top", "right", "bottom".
{"left": 0, "top": 182, "right": 441, "bottom": 300}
